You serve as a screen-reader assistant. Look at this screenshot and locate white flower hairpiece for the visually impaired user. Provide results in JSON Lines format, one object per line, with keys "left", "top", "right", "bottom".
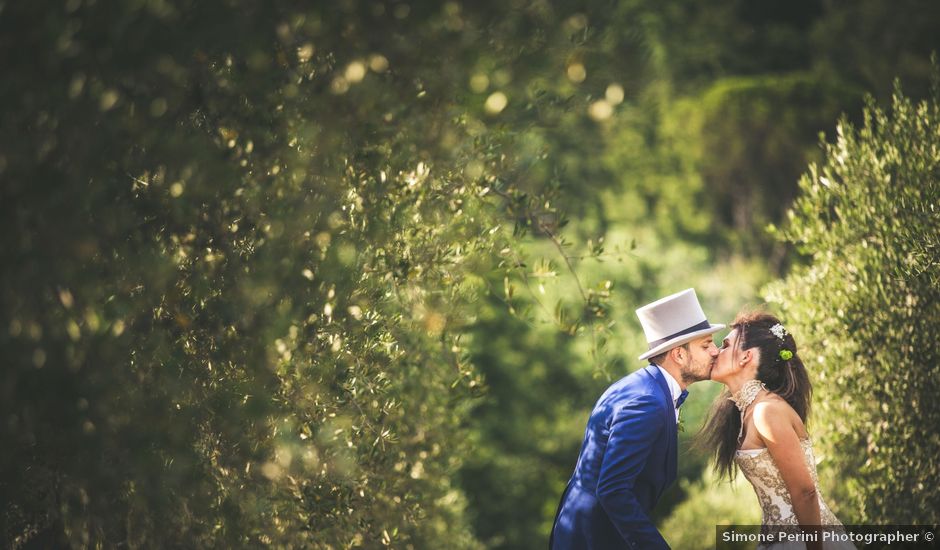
{"left": 770, "top": 323, "right": 788, "bottom": 340}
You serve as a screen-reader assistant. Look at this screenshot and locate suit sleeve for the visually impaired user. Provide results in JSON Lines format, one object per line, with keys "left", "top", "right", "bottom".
{"left": 596, "top": 394, "right": 670, "bottom": 550}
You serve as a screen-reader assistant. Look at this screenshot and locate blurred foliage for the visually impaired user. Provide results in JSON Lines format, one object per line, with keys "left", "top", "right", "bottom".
{"left": 1, "top": 0, "right": 939, "bottom": 548}
{"left": 660, "top": 469, "right": 759, "bottom": 550}
{"left": 0, "top": 0, "right": 626, "bottom": 546}
{"left": 632, "top": 0, "right": 940, "bottom": 258}
{"left": 766, "top": 77, "right": 940, "bottom": 524}
{"left": 681, "top": 73, "right": 863, "bottom": 260}
{"left": 646, "top": 0, "right": 940, "bottom": 98}
{"left": 458, "top": 208, "right": 771, "bottom": 547}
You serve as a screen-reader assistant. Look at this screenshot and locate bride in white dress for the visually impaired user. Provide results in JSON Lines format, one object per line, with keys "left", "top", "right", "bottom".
{"left": 700, "top": 312, "right": 855, "bottom": 550}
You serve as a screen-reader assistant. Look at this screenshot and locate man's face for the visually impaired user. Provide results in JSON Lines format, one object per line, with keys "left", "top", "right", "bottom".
{"left": 679, "top": 334, "right": 720, "bottom": 384}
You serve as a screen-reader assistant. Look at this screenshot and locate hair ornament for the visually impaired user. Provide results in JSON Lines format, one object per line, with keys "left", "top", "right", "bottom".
{"left": 769, "top": 323, "right": 788, "bottom": 340}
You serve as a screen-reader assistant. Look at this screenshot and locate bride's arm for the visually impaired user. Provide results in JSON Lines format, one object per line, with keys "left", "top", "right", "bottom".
{"left": 753, "top": 401, "right": 822, "bottom": 550}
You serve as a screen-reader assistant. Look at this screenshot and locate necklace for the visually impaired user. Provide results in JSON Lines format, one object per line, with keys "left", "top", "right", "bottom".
{"left": 728, "top": 379, "right": 767, "bottom": 412}
{"left": 729, "top": 379, "right": 767, "bottom": 443}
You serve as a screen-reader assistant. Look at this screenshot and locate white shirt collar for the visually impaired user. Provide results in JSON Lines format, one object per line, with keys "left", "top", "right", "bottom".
{"left": 654, "top": 364, "right": 683, "bottom": 409}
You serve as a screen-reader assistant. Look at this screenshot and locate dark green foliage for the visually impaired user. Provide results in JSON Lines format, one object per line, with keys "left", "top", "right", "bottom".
{"left": 646, "top": 0, "right": 940, "bottom": 97}
{"left": 638, "top": 0, "right": 940, "bottom": 258}
{"left": 767, "top": 79, "right": 940, "bottom": 523}
{"left": 0, "top": 1, "right": 519, "bottom": 547}
{"left": 460, "top": 301, "right": 600, "bottom": 549}
{"left": 3, "top": 0, "right": 940, "bottom": 547}
{"left": 691, "top": 73, "right": 864, "bottom": 258}
{"left": 0, "top": 0, "right": 669, "bottom": 547}
{"left": 811, "top": 0, "right": 940, "bottom": 101}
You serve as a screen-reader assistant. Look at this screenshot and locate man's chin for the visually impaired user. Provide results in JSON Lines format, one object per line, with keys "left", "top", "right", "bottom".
{"left": 685, "top": 363, "right": 716, "bottom": 384}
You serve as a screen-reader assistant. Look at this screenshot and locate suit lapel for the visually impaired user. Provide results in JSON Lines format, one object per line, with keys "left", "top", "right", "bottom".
{"left": 645, "top": 365, "right": 679, "bottom": 486}
{"left": 645, "top": 365, "right": 676, "bottom": 430}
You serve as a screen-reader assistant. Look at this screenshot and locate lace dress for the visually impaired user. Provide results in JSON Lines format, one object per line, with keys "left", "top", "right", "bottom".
{"left": 734, "top": 439, "right": 856, "bottom": 549}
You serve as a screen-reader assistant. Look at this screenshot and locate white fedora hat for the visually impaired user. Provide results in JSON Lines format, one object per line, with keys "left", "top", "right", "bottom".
{"left": 635, "top": 288, "right": 725, "bottom": 361}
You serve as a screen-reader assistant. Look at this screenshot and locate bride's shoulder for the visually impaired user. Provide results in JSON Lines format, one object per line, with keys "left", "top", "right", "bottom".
{"left": 751, "top": 396, "right": 804, "bottom": 434}
{"left": 752, "top": 395, "right": 786, "bottom": 413}
{"left": 753, "top": 393, "right": 795, "bottom": 415}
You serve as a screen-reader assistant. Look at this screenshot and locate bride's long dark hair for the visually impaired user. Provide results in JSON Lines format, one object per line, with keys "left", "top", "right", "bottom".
{"left": 697, "top": 311, "right": 813, "bottom": 479}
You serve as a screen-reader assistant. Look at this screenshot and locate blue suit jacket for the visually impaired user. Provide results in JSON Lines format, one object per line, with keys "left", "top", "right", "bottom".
{"left": 550, "top": 365, "right": 678, "bottom": 550}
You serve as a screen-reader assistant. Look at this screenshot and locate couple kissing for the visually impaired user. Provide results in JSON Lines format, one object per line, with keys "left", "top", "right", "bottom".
{"left": 550, "top": 289, "right": 853, "bottom": 550}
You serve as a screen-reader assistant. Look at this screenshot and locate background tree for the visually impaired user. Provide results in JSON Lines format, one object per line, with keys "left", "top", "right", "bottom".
{"left": 766, "top": 79, "right": 940, "bottom": 524}
{"left": 2, "top": 0, "right": 940, "bottom": 548}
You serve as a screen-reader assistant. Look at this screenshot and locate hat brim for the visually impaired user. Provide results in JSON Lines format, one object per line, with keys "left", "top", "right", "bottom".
{"left": 638, "top": 324, "right": 726, "bottom": 361}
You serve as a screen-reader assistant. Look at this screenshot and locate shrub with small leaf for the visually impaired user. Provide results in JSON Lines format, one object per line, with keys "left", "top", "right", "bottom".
{"left": 766, "top": 76, "right": 940, "bottom": 524}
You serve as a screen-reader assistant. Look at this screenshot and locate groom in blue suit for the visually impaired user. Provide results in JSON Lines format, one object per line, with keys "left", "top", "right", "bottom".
{"left": 550, "top": 289, "right": 722, "bottom": 550}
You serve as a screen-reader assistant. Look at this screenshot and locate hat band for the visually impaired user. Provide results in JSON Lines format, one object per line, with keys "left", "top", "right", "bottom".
{"left": 647, "top": 320, "right": 712, "bottom": 349}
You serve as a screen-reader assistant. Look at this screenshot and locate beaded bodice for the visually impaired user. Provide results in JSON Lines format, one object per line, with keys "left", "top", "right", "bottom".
{"left": 734, "top": 438, "right": 842, "bottom": 526}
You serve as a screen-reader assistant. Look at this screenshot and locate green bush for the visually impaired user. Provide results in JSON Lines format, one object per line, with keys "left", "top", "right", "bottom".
{"left": 4, "top": 1, "right": 938, "bottom": 546}
{"left": 689, "top": 73, "right": 862, "bottom": 257}
{"left": 659, "top": 469, "right": 759, "bottom": 550}
{"left": 0, "top": 1, "right": 670, "bottom": 547}
{"left": 0, "top": 2, "right": 517, "bottom": 547}
{"left": 765, "top": 78, "right": 940, "bottom": 524}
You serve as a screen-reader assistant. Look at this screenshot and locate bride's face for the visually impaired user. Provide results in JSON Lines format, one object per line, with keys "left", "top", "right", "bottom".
{"left": 710, "top": 328, "right": 739, "bottom": 383}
